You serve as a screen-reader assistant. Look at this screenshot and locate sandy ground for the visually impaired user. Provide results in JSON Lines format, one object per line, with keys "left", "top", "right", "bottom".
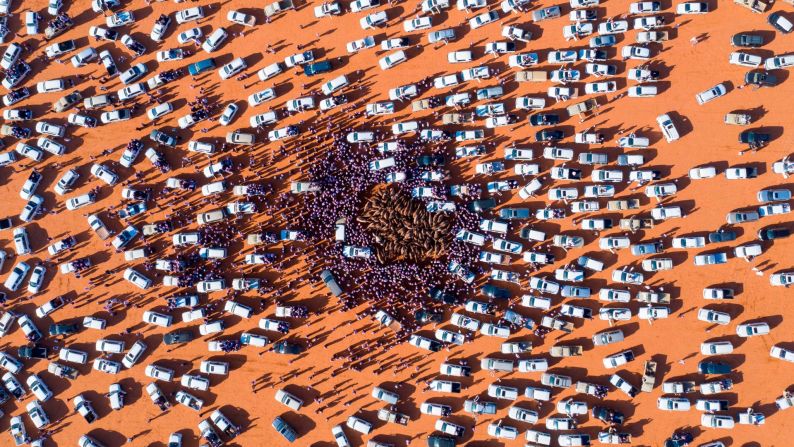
{"left": 1, "top": 0, "right": 794, "bottom": 446}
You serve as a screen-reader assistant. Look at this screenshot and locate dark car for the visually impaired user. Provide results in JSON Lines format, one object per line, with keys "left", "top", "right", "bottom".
{"left": 529, "top": 113, "right": 560, "bottom": 126}
{"left": 698, "top": 361, "right": 733, "bottom": 375}
{"left": 468, "top": 198, "right": 496, "bottom": 213}
{"left": 536, "top": 129, "right": 564, "bottom": 142}
{"left": 273, "top": 340, "right": 303, "bottom": 355}
{"left": 739, "top": 130, "right": 771, "bottom": 146}
{"left": 481, "top": 284, "right": 511, "bottom": 299}
{"left": 731, "top": 32, "right": 764, "bottom": 47}
{"left": 164, "top": 330, "right": 194, "bottom": 345}
{"left": 708, "top": 229, "right": 737, "bottom": 243}
{"left": 303, "top": 60, "right": 332, "bottom": 76}
{"left": 320, "top": 269, "right": 342, "bottom": 296}
{"left": 758, "top": 226, "right": 791, "bottom": 241}
{"left": 427, "top": 435, "right": 456, "bottom": 447}
{"left": 415, "top": 309, "right": 443, "bottom": 324}
{"left": 428, "top": 287, "right": 457, "bottom": 305}
{"left": 417, "top": 154, "right": 446, "bottom": 167}
{"left": 500, "top": 208, "right": 531, "bottom": 220}
{"left": 745, "top": 70, "right": 777, "bottom": 87}
{"left": 18, "top": 346, "right": 48, "bottom": 359}
{"left": 49, "top": 323, "right": 81, "bottom": 336}
{"left": 272, "top": 417, "right": 298, "bottom": 443}
{"left": 0, "top": 387, "right": 9, "bottom": 405}
{"left": 592, "top": 406, "right": 625, "bottom": 424}
{"left": 0, "top": 217, "right": 13, "bottom": 231}
{"left": 664, "top": 433, "right": 694, "bottom": 447}
{"left": 188, "top": 58, "right": 216, "bottom": 76}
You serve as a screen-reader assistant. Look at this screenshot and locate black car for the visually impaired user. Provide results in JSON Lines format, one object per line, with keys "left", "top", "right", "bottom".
{"left": 745, "top": 70, "right": 777, "bottom": 87}
{"left": 0, "top": 217, "right": 13, "bottom": 231}
{"left": 481, "top": 284, "right": 511, "bottom": 299}
{"left": 592, "top": 406, "right": 625, "bottom": 424}
{"left": 731, "top": 32, "right": 764, "bottom": 47}
{"left": 49, "top": 323, "right": 81, "bottom": 336}
{"left": 664, "top": 433, "right": 694, "bottom": 447}
{"left": 529, "top": 113, "right": 560, "bottom": 126}
{"left": 273, "top": 340, "right": 303, "bottom": 355}
{"left": 415, "top": 309, "right": 443, "bottom": 324}
{"left": 429, "top": 287, "right": 458, "bottom": 305}
{"left": 468, "top": 198, "right": 496, "bottom": 213}
{"left": 18, "top": 346, "right": 48, "bottom": 359}
{"left": 417, "top": 154, "right": 446, "bottom": 167}
{"left": 427, "top": 435, "right": 456, "bottom": 447}
{"left": 708, "top": 229, "right": 737, "bottom": 243}
{"left": 739, "top": 130, "right": 771, "bottom": 147}
{"left": 164, "top": 330, "right": 194, "bottom": 345}
{"left": 536, "top": 129, "right": 564, "bottom": 142}
{"left": 698, "top": 361, "right": 732, "bottom": 375}
{"left": 758, "top": 226, "right": 791, "bottom": 241}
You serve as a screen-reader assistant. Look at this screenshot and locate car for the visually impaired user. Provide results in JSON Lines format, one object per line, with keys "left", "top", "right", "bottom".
{"left": 732, "top": 32, "right": 764, "bottom": 47}
{"left": 730, "top": 51, "right": 763, "bottom": 68}
{"left": 628, "top": 85, "right": 658, "bottom": 97}
{"left": 770, "top": 272, "right": 794, "bottom": 286}
{"left": 677, "top": 1, "right": 708, "bottom": 14}
{"left": 202, "top": 27, "right": 228, "bottom": 52}
{"left": 736, "top": 322, "right": 770, "bottom": 337}
{"left": 697, "top": 308, "right": 731, "bottom": 325}
{"left": 404, "top": 16, "right": 432, "bottom": 32}
{"left": 120, "top": 64, "right": 147, "bottom": 86}
{"left": 380, "top": 50, "right": 407, "bottom": 70}
{"left": 470, "top": 10, "right": 499, "bottom": 29}
{"left": 219, "top": 57, "right": 247, "bottom": 80}
{"left": 701, "top": 340, "right": 734, "bottom": 355}
{"left": 176, "top": 6, "right": 204, "bottom": 24}
{"left": 702, "top": 414, "right": 735, "bottom": 429}
{"left": 758, "top": 227, "right": 791, "bottom": 241}
{"left": 765, "top": 53, "right": 794, "bottom": 69}
{"left": 771, "top": 345, "right": 794, "bottom": 362}
{"left": 360, "top": 11, "right": 388, "bottom": 29}
{"left": 118, "top": 83, "right": 147, "bottom": 102}
{"left": 658, "top": 397, "right": 691, "bottom": 411}
{"left": 769, "top": 12, "right": 794, "bottom": 34}
{"left": 696, "top": 83, "right": 727, "bottom": 105}
{"left": 101, "top": 109, "right": 131, "bottom": 124}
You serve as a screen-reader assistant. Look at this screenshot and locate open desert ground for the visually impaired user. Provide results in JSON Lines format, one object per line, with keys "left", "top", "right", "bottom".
{"left": 1, "top": 0, "right": 794, "bottom": 446}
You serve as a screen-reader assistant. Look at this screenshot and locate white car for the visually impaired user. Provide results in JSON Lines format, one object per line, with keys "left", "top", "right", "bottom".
{"left": 404, "top": 16, "right": 432, "bottom": 32}
{"left": 145, "top": 364, "right": 175, "bottom": 381}
{"left": 628, "top": 85, "right": 658, "bottom": 97}
{"left": 701, "top": 341, "right": 733, "bottom": 355}
{"left": 200, "top": 360, "right": 229, "bottom": 375}
{"left": 176, "top": 6, "right": 204, "bottom": 24}
{"left": 771, "top": 345, "right": 794, "bottom": 362}
{"left": 380, "top": 50, "right": 407, "bottom": 70}
{"left": 765, "top": 54, "right": 794, "bottom": 70}
{"left": 248, "top": 88, "right": 277, "bottom": 106}
{"left": 658, "top": 397, "right": 691, "bottom": 411}
{"left": 147, "top": 102, "right": 173, "bottom": 121}
{"left": 736, "top": 322, "right": 770, "bottom": 337}
{"left": 202, "top": 27, "right": 228, "bottom": 53}
{"left": 696, "top": 83, "right": 727, "bottom": 105}
{"left": 27, "top": 400, "right": 50, "bottom": 429}
{"left": 448, "top": 50, "right": 473, "bottom": 63}
{"left": 697, "top": 308, "right": 731, "bottom": 325}
{"left": 90, "top": 163, "right": 119, "bottom": 185}
{"left": 360, "top": 11, "right": 388, "bottom": 29}
{"left": 469, "top": 11, "right": 499, "bottom": 29}
{"left": 219, "top": 57, "right": 247, "bottom": 80}
{"left": 227, "top": 10, "right": 255, "bottom": 26}
{"left": 177, "top": 27, "right": 202, "bottom": 44}
{"left": 677, "top": 1, "right": 708, "bottom": 14}
{"left": 729, "top": 52, "right": 762, "bottom": 68}
{"left": 27, "top": 374, "right": 53, "bottom": 401}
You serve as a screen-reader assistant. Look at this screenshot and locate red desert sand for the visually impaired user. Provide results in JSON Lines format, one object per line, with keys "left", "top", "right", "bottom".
{"left": 1, "top": 0, "right": 794, "bottom": 446}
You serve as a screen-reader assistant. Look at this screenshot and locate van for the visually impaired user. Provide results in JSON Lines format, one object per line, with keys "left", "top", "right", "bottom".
{"left": 320, "top": 269, "right": 343, "bottom": 296}
{"left": 303, "top": 60, "right": 332, "bottom": 76}
{"left": 188, "top": 58, "right": 216, "bottom": 76}
{"left": 480, "top": 357, "right": 514, "bottom": 372}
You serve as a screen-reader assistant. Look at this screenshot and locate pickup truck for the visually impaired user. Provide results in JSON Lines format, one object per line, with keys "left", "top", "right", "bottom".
{"left": 734, "top": 0, "right": 770, "bottom": 13}
{"left": 265, "top": 0, "right": 294, "bottom": 16}
{"left": 641, "top": 360, "right": 657, "bottom": 392}
{"left": 377, "top": 408, "right": 409, "bottom": 425}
